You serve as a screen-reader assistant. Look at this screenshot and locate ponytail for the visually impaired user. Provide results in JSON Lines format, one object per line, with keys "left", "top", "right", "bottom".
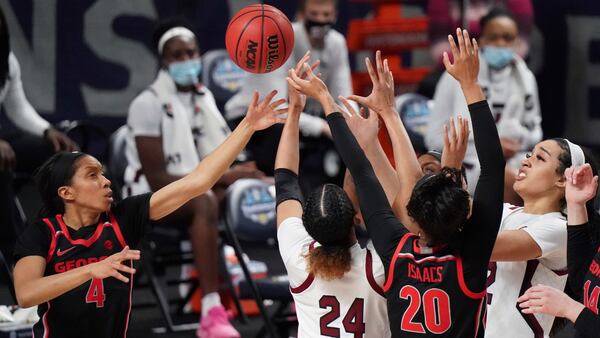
{"left": 305, "top": 245, "right": 352, "bottom": 281}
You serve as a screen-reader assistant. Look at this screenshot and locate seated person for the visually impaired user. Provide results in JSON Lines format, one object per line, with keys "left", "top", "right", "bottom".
{"left": 426, "top": 6, "right": 540, "bottom": 205}
{"left": 122, "top": 19, "right": 267, "bottom": 338}
{"left": 0, "top": 7, "right": 77, "bottom": 264}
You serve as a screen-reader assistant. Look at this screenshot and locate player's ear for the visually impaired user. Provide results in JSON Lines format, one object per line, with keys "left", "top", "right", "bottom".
{"left": 57, "top": 185, "right": 75, "bottom": 202}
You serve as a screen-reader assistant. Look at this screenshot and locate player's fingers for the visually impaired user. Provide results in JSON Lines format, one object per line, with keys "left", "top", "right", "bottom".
{"left": 249, "top": 91, "right": 259, "bottom": 108}
{"left": 449, "top": 117, "right": 457, "bottom": 146}
{"left": 442, "top": 52, "right": 452, "bottom": 71}
{"left": 448, "top": 34, "right": 459, "bottom": 61}
{"left": 113, "top": 270, "right": 129, "bottom": 283}
{"left": 473, "top": 38, "right": 479, "bottom": 59}
{"left": 303, "top": 63, "right": 316, "bottom": 80}
{"left": 269, "top": 98, "right": 287, "bottom": 110}
{"left": 463, "top": 29, "right": 473, "bottom": 56}
{"left": 115, "top": 263, "right": 136, "bottom": 275}
{"left": 286, "top": 77, "right": 302, "bottom": 91}
{"left": 295, "top": 51, "right": 310, "bottom": 73}
{"left": 339, "top": 96, "right": 357, "bottom": 116}
{"left": 365, "top": 57, "right": 378, "bottom": 84}
{"left": 443, "top": 124, "right": 450, "bottom": 149}
{"left": 456, "top": 28, "right": 465, "bottom": 58}
{"left": 347, "top": 95, "right": 368, "bottom": 108}
{"left": 375, "top": 50, "right": 384, "bottom": 80}
{"left": 301, "top": 60, "right": 320, "bottom": 80}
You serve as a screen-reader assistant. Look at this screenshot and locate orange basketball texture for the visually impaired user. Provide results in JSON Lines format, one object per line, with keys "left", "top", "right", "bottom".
{"left": 225, "top": 4, "right": 294, "bottom": 73}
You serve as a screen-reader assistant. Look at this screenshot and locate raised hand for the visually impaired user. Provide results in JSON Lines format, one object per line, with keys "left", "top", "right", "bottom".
{"left": 45, "top": 128, "right": 80, "bottom": 152}
{"left": 347, "top": 50, "right": 396, "bottom": 117}
{"left": 339, "top": 96, "right": 379, "bottom": 151}
{"left": 88, "top": 246, "right": 140, "bottom": 283}
{"left": 443, "top": 28, "right": 479, "bottom": 87}
{"left": 286, "top": 62, "right": 329, "bottom": 101}
{"left": 441, "top": 115, "right": 470, "bottom": 169}
{"left": 565, "top": 164, "right": 598, "bottom": 206}
{"left": 288, "top": 51, "right": 320, "bottom": 114}
{"left": 244, "top": 90, "right": 287, "bottom": 131}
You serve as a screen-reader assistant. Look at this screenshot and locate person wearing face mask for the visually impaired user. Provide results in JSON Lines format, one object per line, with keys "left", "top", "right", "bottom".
{"left": 426, "top": 6, "right": 541, "bottom": 205}
{"left": 225, "top": 0, "right": 351, "bottom": 192}
{"left": 122, "top": 19, "right": 271, "bottom": 338}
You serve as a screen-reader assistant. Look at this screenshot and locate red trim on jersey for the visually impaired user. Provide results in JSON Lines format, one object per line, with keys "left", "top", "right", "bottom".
{"left": 473, "top": 297, "right": 485, "bottom": 337}
{"left": 383, "top": 233, "right": 414, "bottom": 292}
{"left": 516, "top": 260, "right": 544, "bottom": 338}
{"left": 290, "top": 241, "right": 317, "bottom": 294}
{"left": 42, "top": 219, "right": 58, "bottom": 263}
{"left": 365, "top": 250, "right": 385, "bottom": 297}
{"left": 550, "top": 268, "right": 568, "bottom": 276}
{"left": 123, "top": 260, "right": 134, "bottom": 337}
{"left": 56, "top": 215, "right": 108, "bottom": 247}
{"left": 456, "top": 256, "right": 486, "bottom": 299}
{"left": 42, "top": 301, "right": 51, "bottom": 338}
{"left": 108, "top": 212, "right": 128, "bottom": 248}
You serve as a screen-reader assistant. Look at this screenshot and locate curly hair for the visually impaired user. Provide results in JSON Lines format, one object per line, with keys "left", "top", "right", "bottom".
{"left": 302, "top": 184, "right": 355, "bottom": 280}
{"left": 407, "top": 167, "right": 471, "bottom": 246}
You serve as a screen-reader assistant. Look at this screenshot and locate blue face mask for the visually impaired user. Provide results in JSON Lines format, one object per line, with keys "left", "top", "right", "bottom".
{"left": 482, "top": 46, "right": 514, "bottom": 69}
{"left": 168, "top": 58, "right": 202, "bottom": 86}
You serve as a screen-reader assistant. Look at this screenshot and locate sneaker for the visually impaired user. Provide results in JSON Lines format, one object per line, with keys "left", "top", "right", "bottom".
{"left": 197, "top": 305, "right": 241, "bottom": 338}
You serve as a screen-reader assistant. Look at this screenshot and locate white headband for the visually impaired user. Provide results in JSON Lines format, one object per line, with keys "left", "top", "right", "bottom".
{"left": 565, "top": 139, "right": 585, "bottom": 167}
{"left": 158, "top": 27, "right": 195, "bottom": 54}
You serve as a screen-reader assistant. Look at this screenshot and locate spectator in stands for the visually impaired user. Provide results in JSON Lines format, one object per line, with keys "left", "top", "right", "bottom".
{"left": 426, "top": 6, "right": 541, "bottom": 205}
{"left": 122, "top": 19, "right": 269, "bottom": 338}
{"left": 0, "top": 7, "right": 77, "bottom": 264}
{"left": 225, "top": 0, "right": 352, "bottom": 192}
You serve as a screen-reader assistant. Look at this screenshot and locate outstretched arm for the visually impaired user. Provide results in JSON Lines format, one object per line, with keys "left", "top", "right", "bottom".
{"left": 149, "top": 91, "right": 286, "bottom": 220}
{"left": 347, "top": 51, "right": 422, "bottom": 231}
{"left": 275, "top": 52, "right": 317, "bottom": 225}
{"left": 287, "top": 61, "right": 408, "bottom": 264}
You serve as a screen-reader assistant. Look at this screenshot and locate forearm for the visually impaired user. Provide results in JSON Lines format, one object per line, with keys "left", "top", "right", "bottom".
{"left": 149, "top": 119, "right": 254, "bottom": 220}
{"left": 274, "top": 109, "right": 301, "bottom": 173}
{"left": 381, "top": 111, "right": 423, "bottom": 187}
{"left": 16, "top": 265, "right": 92, "bottom": 307}
{"left": 568, "top": 224, "right": 597, "bottom": 297}
{"left": 362, "top": 139, "right": 399, "bottom": 206}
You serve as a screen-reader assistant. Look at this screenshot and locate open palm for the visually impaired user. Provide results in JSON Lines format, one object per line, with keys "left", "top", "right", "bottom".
{"left": 565, "top": 164, "right": 598, "bottom": 205}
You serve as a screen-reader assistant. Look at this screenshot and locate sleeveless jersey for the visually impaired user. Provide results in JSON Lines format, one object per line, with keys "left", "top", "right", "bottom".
{"left": 383, "top": 233, "right": 486, "bottom": 338}
{"left": 485, "top": 204, "right": 567, "bottom": 338}
{"left": 32, "top": 213, "right": 133, "bottom": 338}
{"left": 278, "top": 217, "right": 390, "bottom": 338}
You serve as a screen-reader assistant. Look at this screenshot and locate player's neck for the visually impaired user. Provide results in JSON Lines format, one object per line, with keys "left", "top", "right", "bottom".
{"left": 522, "top": 195, "right": 562, "bottom": 215}
{"left": 62, "top": 208, "right": 101, "bottom": 230}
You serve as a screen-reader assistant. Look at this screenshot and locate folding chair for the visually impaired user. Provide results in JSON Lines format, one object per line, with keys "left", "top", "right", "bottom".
{"left": 221, "top": 178, "right": 297, "bottom": 338}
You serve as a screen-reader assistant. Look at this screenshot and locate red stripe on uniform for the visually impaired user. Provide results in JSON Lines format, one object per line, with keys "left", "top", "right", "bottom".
{"left": 290, "top": 241, "right": 317, "bottom": 294}
{"left": 108, "top": 212, "right": 128, "bottom": 248}
{"left": 42, "top": 218, "right": 58, "bottom": 263}
{"left": 56, "top": 215, "right": 107, "bottom": 247}
{"left": 383, "top": 233, "right": 415, "bottom": 292}
{"left": 123, "top": 260, "right": 134, "bottom": 337}
{"left": 365, "top": 250, "right": 385, "bottom": 297}
{"left": 456, "top": 256, "right": 486, "bottom": 299}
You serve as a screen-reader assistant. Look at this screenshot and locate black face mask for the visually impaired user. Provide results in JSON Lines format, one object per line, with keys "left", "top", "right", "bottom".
{"left": 304, "top": 19, "right": 334, "bottom": 40}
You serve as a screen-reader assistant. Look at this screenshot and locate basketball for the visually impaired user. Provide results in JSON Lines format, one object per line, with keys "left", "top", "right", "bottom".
{"left": 225, "top": 4, "right": 294, "bottom": 74}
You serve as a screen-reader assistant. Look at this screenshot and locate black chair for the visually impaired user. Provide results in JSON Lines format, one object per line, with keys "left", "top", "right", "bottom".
{"left": 221, "top": 178, "right": 297, "bottom": 338}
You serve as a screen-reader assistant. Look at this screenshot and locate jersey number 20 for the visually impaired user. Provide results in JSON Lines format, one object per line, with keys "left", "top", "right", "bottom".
{"left": 86, "top": 278, "right": 106, "bottom": 308}
{"left": 319, "top": 295, "right": 365, "bottom": 337}
{"left": 400, "top": 285, "right": 451, "bottom": 334}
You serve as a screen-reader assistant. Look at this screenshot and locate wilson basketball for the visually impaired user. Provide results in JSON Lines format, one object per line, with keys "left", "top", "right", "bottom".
{"left": 225, "top": 4, "right": 294, "bottom": 74}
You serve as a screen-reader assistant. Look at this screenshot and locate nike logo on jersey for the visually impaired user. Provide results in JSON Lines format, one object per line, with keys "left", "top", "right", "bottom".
{"left": 56, "top": 246, "right": 76, "bottom": 257}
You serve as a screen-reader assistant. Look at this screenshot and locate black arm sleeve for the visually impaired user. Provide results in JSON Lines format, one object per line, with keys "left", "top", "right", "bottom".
{"left": 459, "top": 100, "right": 505, "bottom": 290}
{"left": 568, "top": 223, "right": 598, "bottom": 298}
{"left": 274, "top": 168, "right": 304, "bottom": 207}
{"left": 326, "top": 112, "right": 408, "bottom": 265}
{"left": 574, "top": 307, "right": 600, "bottom": 338}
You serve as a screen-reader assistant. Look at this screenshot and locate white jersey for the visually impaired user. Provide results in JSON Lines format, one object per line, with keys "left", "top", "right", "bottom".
{"left": 485, "top": 204, "right": 567, "bottom": 338}
{"left": 278, "top": 217, "right": 390, "bottom": 338}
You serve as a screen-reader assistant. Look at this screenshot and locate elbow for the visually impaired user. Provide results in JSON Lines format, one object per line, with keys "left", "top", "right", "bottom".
{"left": 16, "top": 291, "right": 36, "bottom": 308}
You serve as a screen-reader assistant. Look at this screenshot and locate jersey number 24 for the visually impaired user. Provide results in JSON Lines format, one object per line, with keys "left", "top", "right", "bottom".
{"left": 320, "top": 295, "right": 365, "bottom": 337}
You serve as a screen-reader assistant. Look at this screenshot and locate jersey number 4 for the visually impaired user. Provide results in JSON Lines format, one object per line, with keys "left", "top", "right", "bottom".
{"left": 400, "top": 285, "right": 451, "bottom": 334}
{"left": 86, "top": 278, "right": 106, "bottom": 308}
{"left": 319, "top": 296, "right": 365, "bottom": 337}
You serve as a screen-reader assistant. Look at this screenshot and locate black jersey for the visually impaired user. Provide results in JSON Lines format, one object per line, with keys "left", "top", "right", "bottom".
{"left": 327, "top": 100, "right": 504, "bottom": 338}
{"left": 14, "top": 193, "right": 151, "bottom": 338}
{"left": 382, "top": 233, "right": 486, "bottom": 337}
{"left": 567, "top": 224, "right": 600, "bottom": 338}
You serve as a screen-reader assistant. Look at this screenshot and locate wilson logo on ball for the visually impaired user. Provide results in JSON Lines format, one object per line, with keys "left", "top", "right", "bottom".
{"left": 226, "top": 4, "right": 294, "bottom": 74}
